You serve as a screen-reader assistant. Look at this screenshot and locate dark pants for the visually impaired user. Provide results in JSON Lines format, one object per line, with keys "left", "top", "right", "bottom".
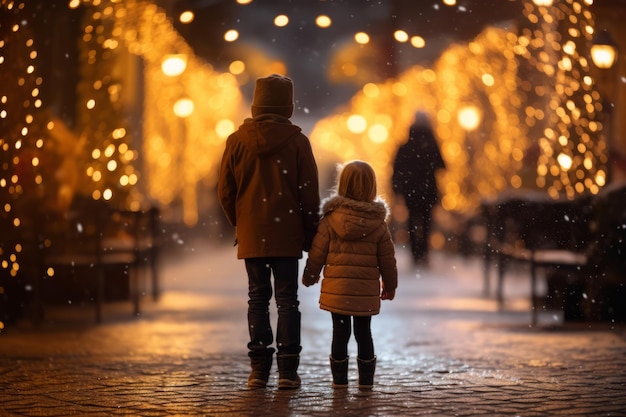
{"left": 407, "top": 202, "right": 434, "bottom": 263}
{"left": 331, "top": 313, "right": 374, "bottom": 360}
{"left": 245, "top": 257, "right": 301, "bottom": 359}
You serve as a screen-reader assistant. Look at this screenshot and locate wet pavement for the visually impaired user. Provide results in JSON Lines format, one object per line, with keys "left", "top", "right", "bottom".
{"left": 1, "top": 241, "right": 625, "bottom": 416}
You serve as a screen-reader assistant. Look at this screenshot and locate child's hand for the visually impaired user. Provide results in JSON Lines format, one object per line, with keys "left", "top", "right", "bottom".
{"left": 302, "top": 275, "right": 319, "bottom": 287}
{"left": 381, "top": 289, "right": 395, "bottom": 300}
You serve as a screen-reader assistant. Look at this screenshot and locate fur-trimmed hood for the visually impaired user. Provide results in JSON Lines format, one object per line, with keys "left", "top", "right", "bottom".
{"left": 320, "top": 195, "right": 390, "bottom": 241}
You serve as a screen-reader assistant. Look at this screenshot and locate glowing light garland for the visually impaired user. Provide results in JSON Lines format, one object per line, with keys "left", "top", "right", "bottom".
{"left": 310, "top": 0, "right": 607, "bottom": 213}
{"left": 0, "top": 1, "right": 47, "bottom": 282}
{"left": 2, "top": 0, "right": 611, "bottom": 230}
{"left": 75, "top": 0, "right": 136, "bottom": 208}
{"left": 520, "top": 0, "right": 607, "bottom": 199}
{"left": 74, "top": 0, "right": 246, "bottom": 225}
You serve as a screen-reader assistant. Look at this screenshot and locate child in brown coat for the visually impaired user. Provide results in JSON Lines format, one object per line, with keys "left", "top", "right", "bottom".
{"left": 302, "top": 160, "right": 397, "bottom": 389}
{"left": 218, "top": 74, "right": 320, "bottom": 389}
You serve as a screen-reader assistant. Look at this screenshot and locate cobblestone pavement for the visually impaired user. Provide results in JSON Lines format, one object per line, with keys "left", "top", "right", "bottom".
{"left": 1, "top": 242, "right": 625, "bottom": 416}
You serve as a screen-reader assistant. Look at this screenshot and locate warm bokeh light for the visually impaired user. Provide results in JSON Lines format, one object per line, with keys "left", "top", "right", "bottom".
{"left": 481, "top": 73, "right": 495, "bottom": 87}
{"left": 274, "top": 15, "right": 289, "bottom": 27}
{"left": 590, "top": 44, "right": 617, "bottom": 69}
{"left": 394, "top": 30, "right": 409, "bottom": 43}
{"left": 179, "top": 10, "right": 194, "bottom": 24}
{"left": 362, "top": 83, "right": 380, "bottom": 98}
{"left": 161, "top": 54, "right": 187, "bottom": 77}
{"left": 215, "top": 119, "right": 236, "bottom": 138}
{"left": 315, "top": 15, "right": 332, "bottom": 28}
{"left": 173, "top": 98, "right": 194, "bottom": 118}
{"left": 355, "top": 32, "right": 370, "bottom": 45}
{"left": 557, "top": 153, "right": 573, "bottom": 171}
{"left": 457, "top": 106, "right": 482, "bottom": 131}
{"left": 368, "top": 124, "right": 389, "bottom": 144}
{"left": 346, "top": 114, "right": 367, "bottom": 134}
{"left": 224, "top": 30, "right": 239, "bottom": 42}
{"left": 410, "top": 36, "right": 426, "bottom": 48}
{"left": 229, "top": 60, "right": 245, "bottom": 75}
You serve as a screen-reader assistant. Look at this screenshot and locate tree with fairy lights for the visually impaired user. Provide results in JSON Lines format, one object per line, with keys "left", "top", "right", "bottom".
{"left": 74, "top": 1, "right": 136, "bottom": 209}
{"left": 0, "top": 0, "right": 53, "bottom": 323}
{"left": 517, "top": 0, "right": 608, "bottom": 200}
{"left": 1, "top": 0, "right": 115, "bottom": 325}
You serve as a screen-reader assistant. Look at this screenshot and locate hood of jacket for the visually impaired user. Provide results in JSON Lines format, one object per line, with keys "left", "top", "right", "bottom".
{"left": 237, "top": 114, "right": 303, "bottom": 156}
{"left": 321, "top": 195, "right": 390, "bottom": 241}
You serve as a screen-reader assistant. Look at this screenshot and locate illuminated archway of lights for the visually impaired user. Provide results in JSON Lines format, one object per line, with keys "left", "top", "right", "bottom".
{"left": 73, "top": 0, "right": 247, "bottom": 225}
{"left": 310, "top": 0, "right": 607, "bottom": 213}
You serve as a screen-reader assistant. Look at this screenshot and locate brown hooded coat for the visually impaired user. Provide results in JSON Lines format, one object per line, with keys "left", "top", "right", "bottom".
{"left": 218, "top": 114, "right": 320, "bottom": 259}
{"left": 303, "top": 195, "right": 398, "bottom": 316}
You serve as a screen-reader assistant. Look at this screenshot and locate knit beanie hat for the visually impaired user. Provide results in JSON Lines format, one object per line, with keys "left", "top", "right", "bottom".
{"left": 251, "top": 74, "right": 294, "bottom": 118}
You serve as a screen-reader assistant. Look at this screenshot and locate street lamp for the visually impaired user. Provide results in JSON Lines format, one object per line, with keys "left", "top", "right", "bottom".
{"left": 172, "top": 96, "right": 196, "bottom": 225}
{"left": 591, "top": 29, "right": 620, "bottom": 183}
{"left": 457, "top": 105, "right": 488, "bottom": 293}
{"left": 591, "top": 30, "right": 617, "bottom": 70}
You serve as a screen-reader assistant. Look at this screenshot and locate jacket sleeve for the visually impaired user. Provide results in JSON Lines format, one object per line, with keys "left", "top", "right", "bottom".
{"left": 302, "top": 220, "right": 330, "bottom": 286}
{"left": 378, "top": 224, "right": 398, "bottom": 291}
{"left": 217, "top": 138, "right": 237, "bottom": 226}
{"left": 297, "top": 135, "right": 321, "bottom": 251}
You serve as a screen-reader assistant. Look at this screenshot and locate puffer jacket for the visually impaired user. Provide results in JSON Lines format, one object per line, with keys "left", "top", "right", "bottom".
{"left": 217, "top": 114, "right": 320, "bottom": 259}
{"left": 303, "top": 195, "right": 398, "bottom": 316}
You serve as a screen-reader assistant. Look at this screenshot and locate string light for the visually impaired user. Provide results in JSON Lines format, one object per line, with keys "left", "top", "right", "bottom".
{"left": 64, "top": 0, "right": 246, "bottom": 225}
{"left": 0, "top": 0, "right": 48, "bottom": 286}
{"left": 520, "top": 0, "right": 606, "bottom": 199}
{"left": 3, "top": 0, "right": 609, "bottom": 233}
{"left": 311, "top": 0, "right": 605, "bottom": 212}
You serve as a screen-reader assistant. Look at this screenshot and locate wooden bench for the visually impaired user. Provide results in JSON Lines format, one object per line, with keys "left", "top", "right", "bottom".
{"left": 482, "top": 193, "right": 596, "bottom": 325}
{"left": 35, "top": 199, "right": 161, "bottom": 323}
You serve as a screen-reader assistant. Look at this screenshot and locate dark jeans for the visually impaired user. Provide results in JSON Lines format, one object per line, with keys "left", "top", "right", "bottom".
{"left": 407, "top": 205, "right": 433, "bottom": 263}
{"left": 245, "top": 257, "right": 301, "bottom": 359}
{"left": 331, "top": 313, "right": 374, "bottom": 360}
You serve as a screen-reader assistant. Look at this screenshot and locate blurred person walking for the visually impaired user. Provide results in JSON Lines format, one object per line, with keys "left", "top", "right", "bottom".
{"left": 218, "top": 74, "right": 320, "bottom": 389}
{"left": 302, "top": 160, "right": 397, "bottom": 389}
{"left": 392, "top": 112, "right": 445, "bottom": 266}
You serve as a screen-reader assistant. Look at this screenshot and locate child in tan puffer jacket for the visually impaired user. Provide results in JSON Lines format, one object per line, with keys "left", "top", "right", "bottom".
{"left": 302, "top": 160, "right": 397, "bottom": 389}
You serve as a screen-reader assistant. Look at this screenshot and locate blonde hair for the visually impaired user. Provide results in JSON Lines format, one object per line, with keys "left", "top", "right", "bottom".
{"left": 337, "top": 160, "right": 377, "bottom": 202}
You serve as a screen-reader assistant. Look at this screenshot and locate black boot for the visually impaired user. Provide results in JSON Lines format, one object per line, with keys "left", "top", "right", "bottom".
{"left": 248, "top": 354, "right": 273, "bottom": 389}
{"left": 357, "top": 356, "right": 376, "bottom": 389}
{"left": 329, "top": 356, "right": 349, "bottom": 388}
{"left": 277, "top": 354, "right": 301, "bottom": 389}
